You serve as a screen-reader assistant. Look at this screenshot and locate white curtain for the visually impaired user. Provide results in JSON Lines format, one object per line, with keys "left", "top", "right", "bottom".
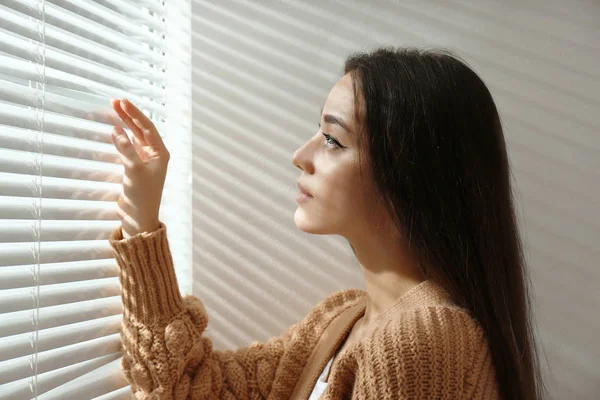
{"left": 0, "top": 0, "right": 192, "bottom": 399}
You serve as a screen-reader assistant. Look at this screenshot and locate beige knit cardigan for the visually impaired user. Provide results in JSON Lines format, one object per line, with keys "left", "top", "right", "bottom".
{"left": 109, "top": 222, "right": 499, "bottom": 399}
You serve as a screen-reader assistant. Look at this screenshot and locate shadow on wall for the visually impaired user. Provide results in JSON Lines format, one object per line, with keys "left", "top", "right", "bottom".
{"left": 190, "top": 1, "right": 600, "bottom": 399}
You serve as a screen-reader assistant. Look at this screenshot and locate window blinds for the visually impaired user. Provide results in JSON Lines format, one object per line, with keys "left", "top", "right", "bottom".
{"left": 0, "top": 1, "right": 192, "bottom": 399}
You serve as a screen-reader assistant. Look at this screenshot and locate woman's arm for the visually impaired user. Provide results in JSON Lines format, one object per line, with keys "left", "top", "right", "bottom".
{"left": 110, "top": 223, "right": 301, "bottom": 399}
{"left": 106, "top": 98, "right": 369, "bottom": 398}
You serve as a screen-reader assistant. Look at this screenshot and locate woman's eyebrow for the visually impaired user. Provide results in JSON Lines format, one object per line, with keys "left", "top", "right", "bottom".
{"left": 320, "top": 106, "right": 352, "bottom": 135}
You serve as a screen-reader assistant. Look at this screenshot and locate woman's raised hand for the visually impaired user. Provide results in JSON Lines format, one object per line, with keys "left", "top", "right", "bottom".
{"left": 110, "top": 98, "right": 170, "bottom": 239}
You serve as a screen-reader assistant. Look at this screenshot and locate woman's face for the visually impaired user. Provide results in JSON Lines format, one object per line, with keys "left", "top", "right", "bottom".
{"left": 291, "top": 73, "right": 385, "bottom": 238}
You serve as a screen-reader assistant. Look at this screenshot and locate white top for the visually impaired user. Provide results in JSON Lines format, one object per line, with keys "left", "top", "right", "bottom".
{"left": 308, "top": 355, "right": 334, "bottom": 400}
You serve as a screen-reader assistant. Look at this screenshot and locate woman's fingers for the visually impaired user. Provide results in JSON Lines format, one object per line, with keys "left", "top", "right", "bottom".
{"left": 111, "top": 126, "right": 142, "bottom": 167}
{"left": 111, "top": 99, "right": 145, "bottom": 144}
{"left": 119, "top": 98, "right": 167, "bottom": 152}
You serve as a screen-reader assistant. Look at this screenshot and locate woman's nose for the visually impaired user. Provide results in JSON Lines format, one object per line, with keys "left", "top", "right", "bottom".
{"left": 291, "top": 148, "right": 302, "bottom": 170}
{"left": 292, "top": 132, "right": 319, "bottom": 171}
{"left": 291, "top": 142, "right": 310, "bottom": 171}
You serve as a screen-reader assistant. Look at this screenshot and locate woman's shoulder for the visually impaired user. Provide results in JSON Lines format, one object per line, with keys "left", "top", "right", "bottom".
{"left": 279, "top": 288, "right": 366, "bottom": 346}
{"left": 366, "top": 304, "right": 492, "bottom": 378}
{"left": 312, "top": 283, "right": 488, "bottom": 351}
{"left": 374, "top": 302, "right": 488, "bottom": 349}
{"left": 371, "top": 280, "right": 485, "bottom": 338}
{"left": 396, "top": 303, "right": 485, "bottom": 338}
{"left": 319, "top": 287, "right": 367, "bottom": 309}
{"left": 306, "top": 288, "right": 367, "bottom": 323}
{"left": 350, "top": 304, "right": 498, "bottom": 398}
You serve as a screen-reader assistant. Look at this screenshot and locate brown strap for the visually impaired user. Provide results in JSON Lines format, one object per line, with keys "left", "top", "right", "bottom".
{"left": 289, "top": 300, "right": 366, "bottom": 400}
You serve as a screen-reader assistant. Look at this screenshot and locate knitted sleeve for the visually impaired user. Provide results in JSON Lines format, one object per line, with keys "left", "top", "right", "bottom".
{"left": 350, "top": 306, "right": 499, "bottom": 400}
{"left": 109, "top": 222, "right": 302, "bottom": 399}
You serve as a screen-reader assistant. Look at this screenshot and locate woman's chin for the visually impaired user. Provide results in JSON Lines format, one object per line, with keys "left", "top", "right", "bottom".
{"left": 294, "top": 210, "right": 310, "bottom": 230}
{"left": 294, "top": 208, "right": 318, "bottom": 232}
{"left": 294, "top": 210, "right": 332, "bottom": 235}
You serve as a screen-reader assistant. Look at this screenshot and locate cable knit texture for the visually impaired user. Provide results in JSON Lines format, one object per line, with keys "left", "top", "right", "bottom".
{"left": 109, "top": 222, "right": 499, "bottom": 399}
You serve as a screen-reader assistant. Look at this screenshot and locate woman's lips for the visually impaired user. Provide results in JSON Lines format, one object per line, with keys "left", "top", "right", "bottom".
{"left": 297, "top": 181, "right": 313, "bottom": 197}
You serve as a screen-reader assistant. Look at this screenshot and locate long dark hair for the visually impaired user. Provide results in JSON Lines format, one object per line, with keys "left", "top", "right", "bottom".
{"left": 344, "top": 46, "right": 546, "bottom": 400}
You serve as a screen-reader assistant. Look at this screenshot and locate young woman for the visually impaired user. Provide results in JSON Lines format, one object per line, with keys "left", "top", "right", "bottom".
{"left": 108, "top": 46, "right": 545, "bottom": 399}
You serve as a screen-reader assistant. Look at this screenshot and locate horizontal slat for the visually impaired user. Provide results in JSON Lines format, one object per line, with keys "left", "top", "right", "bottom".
{"left": 0, "top": 126, "right": 120, "bottom": 163}
{"left": 13, "top": 0, "right": 163, "bottom": 61}
{"left": 0, "top": 259, "right": 118, "bottom": 290}
{"left": 49, "top": 0, "right": 165, "bottom": 44}
{"left": 0, "top": 239, "right": 113, "bottom": 267}
{"left": 0, "top": 0, "right": 169, "bottom": 394}
{"left": 0, "top": 333, "right": 121, "bottom": 385}
{"left": 122, "top": 0, "right": 164, "bottom": 15}
{"left": 0, "top": 28, "right": 163, "bottom": 98}
{"left": 92, "top": 385, "right": 133, "bottom": 400}
{"left": 0, "top": 0, "right": 170, "bottom": 393}
{"left": 0, "top": 4, "right": 162, "bottom": 78}
{"left": 0, "top": 75, "right": 155, "bottom": 132}
{"left": 0, "top": 99, "right": 165, "bottom": 142}
{"left": 0, "top": 148, "right": 122, "bottom": 182}
{"left": 0, "top": 353, "right": 121, "bottom": 400}
{"left": 0, "top": 314, "right": 121, "bottom": 362}
{"left": 0, "top": 277, "right": 120, "bottom": 313}
{"left": 0, "top": 172, "right": 120, "bottom": 201}
{"left": 0, "top": 100, "right": 114, "bottom": 141}
{"left": 0, "top": 296, "right": 122, "bottom": 337}
{"left": 0, "top": 196, "right": 119, "bottom": 220}
{"left": 39, "top": 356, "right": 128, "bottom": 400}
{"left": 0, "top": 98, "right": 165, "bottom": 146}
{"left": 0, "top": 219, "right": 121, "bottom": 242}
{"left": 96, "top": 0, "right": 163, "bottom": 30}
{"left": 0, "top": 57, "right": 164, "bottom": 116}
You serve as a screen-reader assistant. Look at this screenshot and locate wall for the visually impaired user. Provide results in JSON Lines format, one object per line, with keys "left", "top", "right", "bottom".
{"left": 191, "top": 1, "right": 600, "bottom": 398}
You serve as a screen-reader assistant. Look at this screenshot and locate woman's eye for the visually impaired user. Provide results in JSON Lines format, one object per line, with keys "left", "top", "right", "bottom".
{"left": 322, "top": 133, "right": 340, "bottom": 149}
{"left": 318, "top": 122, "right": 342, "bottom": 149}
